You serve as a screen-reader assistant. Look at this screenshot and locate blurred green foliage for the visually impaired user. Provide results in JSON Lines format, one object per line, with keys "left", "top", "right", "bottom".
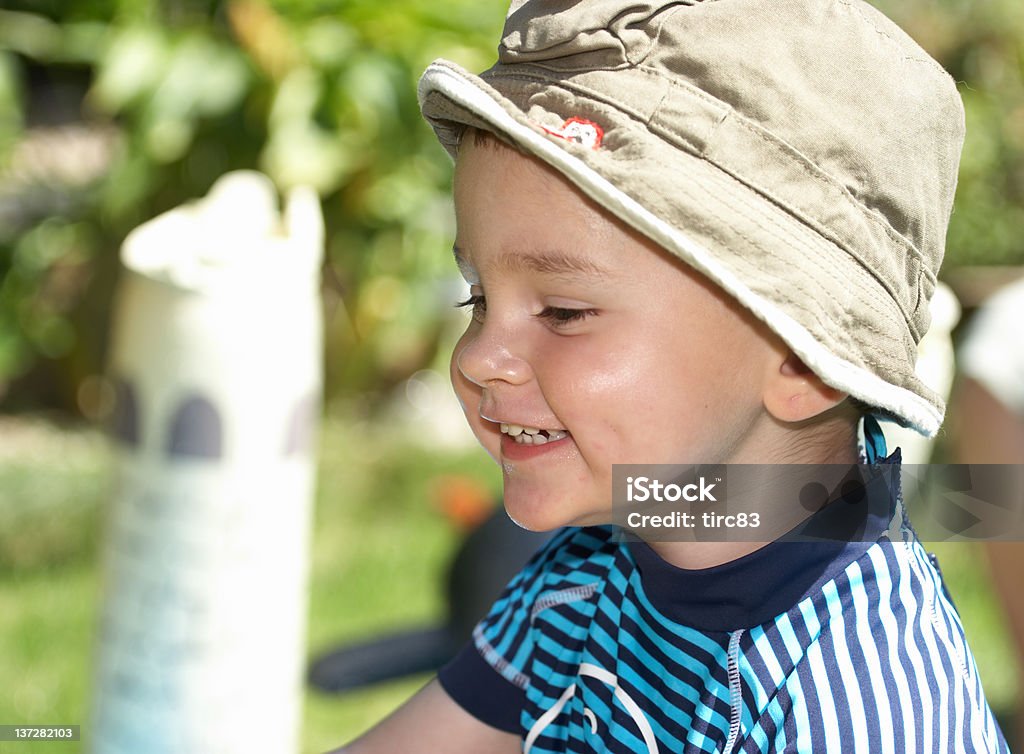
{"left": 0, "top": 0, "right": 1021, "bottom": 413}
{"left": 0, "top": 0, "right": 504, "bottom": 412}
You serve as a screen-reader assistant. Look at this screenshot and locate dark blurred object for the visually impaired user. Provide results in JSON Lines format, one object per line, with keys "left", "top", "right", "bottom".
{"left": 308, "top": 506, "right": 554, "bottom": 692}
{"left": 943, "top": 266, "right": 1024, "bottom": 311}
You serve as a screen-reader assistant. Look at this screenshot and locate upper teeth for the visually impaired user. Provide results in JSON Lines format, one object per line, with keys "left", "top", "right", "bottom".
{"left": 499, "top": 423, "right": 569, "bottom": 445}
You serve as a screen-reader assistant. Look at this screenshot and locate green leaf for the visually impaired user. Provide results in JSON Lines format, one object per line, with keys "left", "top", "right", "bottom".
{"left": 90, "top": 26, "right": 168, "bottom": 112}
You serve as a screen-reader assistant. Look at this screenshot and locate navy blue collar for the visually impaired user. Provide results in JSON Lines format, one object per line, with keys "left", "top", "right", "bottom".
{"left": 628, "top": 450, "right": 902, "bottom": 632}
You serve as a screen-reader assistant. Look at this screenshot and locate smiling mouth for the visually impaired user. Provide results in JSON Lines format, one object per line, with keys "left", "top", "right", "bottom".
{"left": 499, "top": 423, "right": 570, "bottom": 445}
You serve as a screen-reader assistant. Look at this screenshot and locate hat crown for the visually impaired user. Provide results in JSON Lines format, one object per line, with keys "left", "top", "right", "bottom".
{"left": 501, "top": 1, "right": 703, "bottom": 68}
{"left": 498, "top": 0, "right": 966, "bottom": 331}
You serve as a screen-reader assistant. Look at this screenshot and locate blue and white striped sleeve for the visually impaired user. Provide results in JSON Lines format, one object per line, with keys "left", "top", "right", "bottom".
{"left": 437, "top": 527, "right": 576, "bottom": 732}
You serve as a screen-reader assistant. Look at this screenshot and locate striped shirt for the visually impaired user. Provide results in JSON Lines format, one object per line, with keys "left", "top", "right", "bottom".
{"left": 438, "top": 454, "right": 1010, "bottom": 753}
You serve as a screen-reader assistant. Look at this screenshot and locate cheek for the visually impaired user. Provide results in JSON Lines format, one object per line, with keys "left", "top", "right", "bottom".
{"left": 546, "top": 333, "right": 719, "bottom": 461}
{"left": 543, "top": 337, "right": 668, "bottom": 436}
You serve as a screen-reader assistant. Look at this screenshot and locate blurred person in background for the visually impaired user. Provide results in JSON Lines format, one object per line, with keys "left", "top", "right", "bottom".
{"left": 952, "top": 275, "right": 1024, "bottom": 752}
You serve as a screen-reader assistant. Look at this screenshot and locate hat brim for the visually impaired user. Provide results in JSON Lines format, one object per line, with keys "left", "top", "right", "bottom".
{"left": 418, "top": 59, "right": 943, "bottom": 437}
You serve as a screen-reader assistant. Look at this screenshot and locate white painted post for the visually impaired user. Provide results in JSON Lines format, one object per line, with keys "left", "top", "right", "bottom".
{"left": 90, "top": 172, "right": 323, "bottom": 754}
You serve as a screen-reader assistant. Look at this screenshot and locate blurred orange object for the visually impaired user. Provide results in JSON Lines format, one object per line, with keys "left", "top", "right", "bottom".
{"left": 433, "top": 475, "right": 494, "bottom": 531}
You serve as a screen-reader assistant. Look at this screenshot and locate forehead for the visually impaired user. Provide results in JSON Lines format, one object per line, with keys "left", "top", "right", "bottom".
{"left": 453, "top": 130, "right": 565, "bottom": 202}
{"left": 452, "top": 135, "right": 647, "bottom": 278}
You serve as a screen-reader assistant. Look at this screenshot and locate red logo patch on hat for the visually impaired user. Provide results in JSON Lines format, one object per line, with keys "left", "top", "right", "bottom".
{"left": 542, "top": 117, "right": 604, "bottom": 149}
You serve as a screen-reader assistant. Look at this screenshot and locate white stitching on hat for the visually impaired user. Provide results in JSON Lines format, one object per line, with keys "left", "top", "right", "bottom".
{"left": 686, "top": 139, "right": 908, "bottom": 329}
{"left": 725, "top": 110, "right": 931, "bottom": 272}
{"left": 686, "top": 152, "right": 923, "bottom": 369}
{"left": 681, "top": 161, "right": 907, "bottom": 354}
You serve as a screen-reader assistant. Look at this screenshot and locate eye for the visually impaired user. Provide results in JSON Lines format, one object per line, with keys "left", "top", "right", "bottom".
{"left": 455, "top": 294, "right": 486, "bottom": 323}
{"left": 538, "top": 306, "right": 597, "bottom": 328}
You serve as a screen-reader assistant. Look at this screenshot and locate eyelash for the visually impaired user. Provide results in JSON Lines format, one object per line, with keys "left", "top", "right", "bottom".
{"left": 454, "top": 295, "right": 597, "bottom": 327}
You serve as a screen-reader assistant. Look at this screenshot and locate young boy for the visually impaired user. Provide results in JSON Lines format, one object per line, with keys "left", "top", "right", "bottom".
{"left": 336, "top": 0, "right": 1011, "bottom": 751}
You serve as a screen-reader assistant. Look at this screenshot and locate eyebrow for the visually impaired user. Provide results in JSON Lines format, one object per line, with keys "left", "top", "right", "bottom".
{"left": 452, "top": 245, "right": 610, "bottom": 280}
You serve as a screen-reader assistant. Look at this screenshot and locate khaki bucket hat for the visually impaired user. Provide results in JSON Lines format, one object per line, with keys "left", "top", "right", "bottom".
{"left": 418, "top": 0, "right": 965, "bottom": 437}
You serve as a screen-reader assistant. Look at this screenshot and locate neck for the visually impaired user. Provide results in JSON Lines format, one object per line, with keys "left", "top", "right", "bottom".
{"left": 646, "top": 412, "right": 862, "bottom": 570}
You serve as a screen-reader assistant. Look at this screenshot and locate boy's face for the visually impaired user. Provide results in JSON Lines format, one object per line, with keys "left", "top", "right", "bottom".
{"left": 451, "top": 135, "right": 780, "bottom": 531}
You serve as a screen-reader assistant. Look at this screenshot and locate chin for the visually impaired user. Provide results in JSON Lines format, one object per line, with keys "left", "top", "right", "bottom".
{"left": 502, "top": 492, "right": 609, "bottom": 532}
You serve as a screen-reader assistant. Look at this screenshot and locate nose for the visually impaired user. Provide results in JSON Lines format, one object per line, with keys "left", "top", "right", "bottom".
{"left": 454, "top": 323, "right": 532, "bottom": 389}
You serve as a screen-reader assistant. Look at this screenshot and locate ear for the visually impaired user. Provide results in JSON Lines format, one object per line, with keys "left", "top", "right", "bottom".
{"left": 763, "top": 350, "right": 848, "bottom": 423}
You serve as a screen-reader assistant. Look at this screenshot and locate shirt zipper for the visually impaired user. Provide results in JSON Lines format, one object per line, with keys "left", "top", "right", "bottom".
{"left": 722, "top": 629, "right": 745, "bottom": 754}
